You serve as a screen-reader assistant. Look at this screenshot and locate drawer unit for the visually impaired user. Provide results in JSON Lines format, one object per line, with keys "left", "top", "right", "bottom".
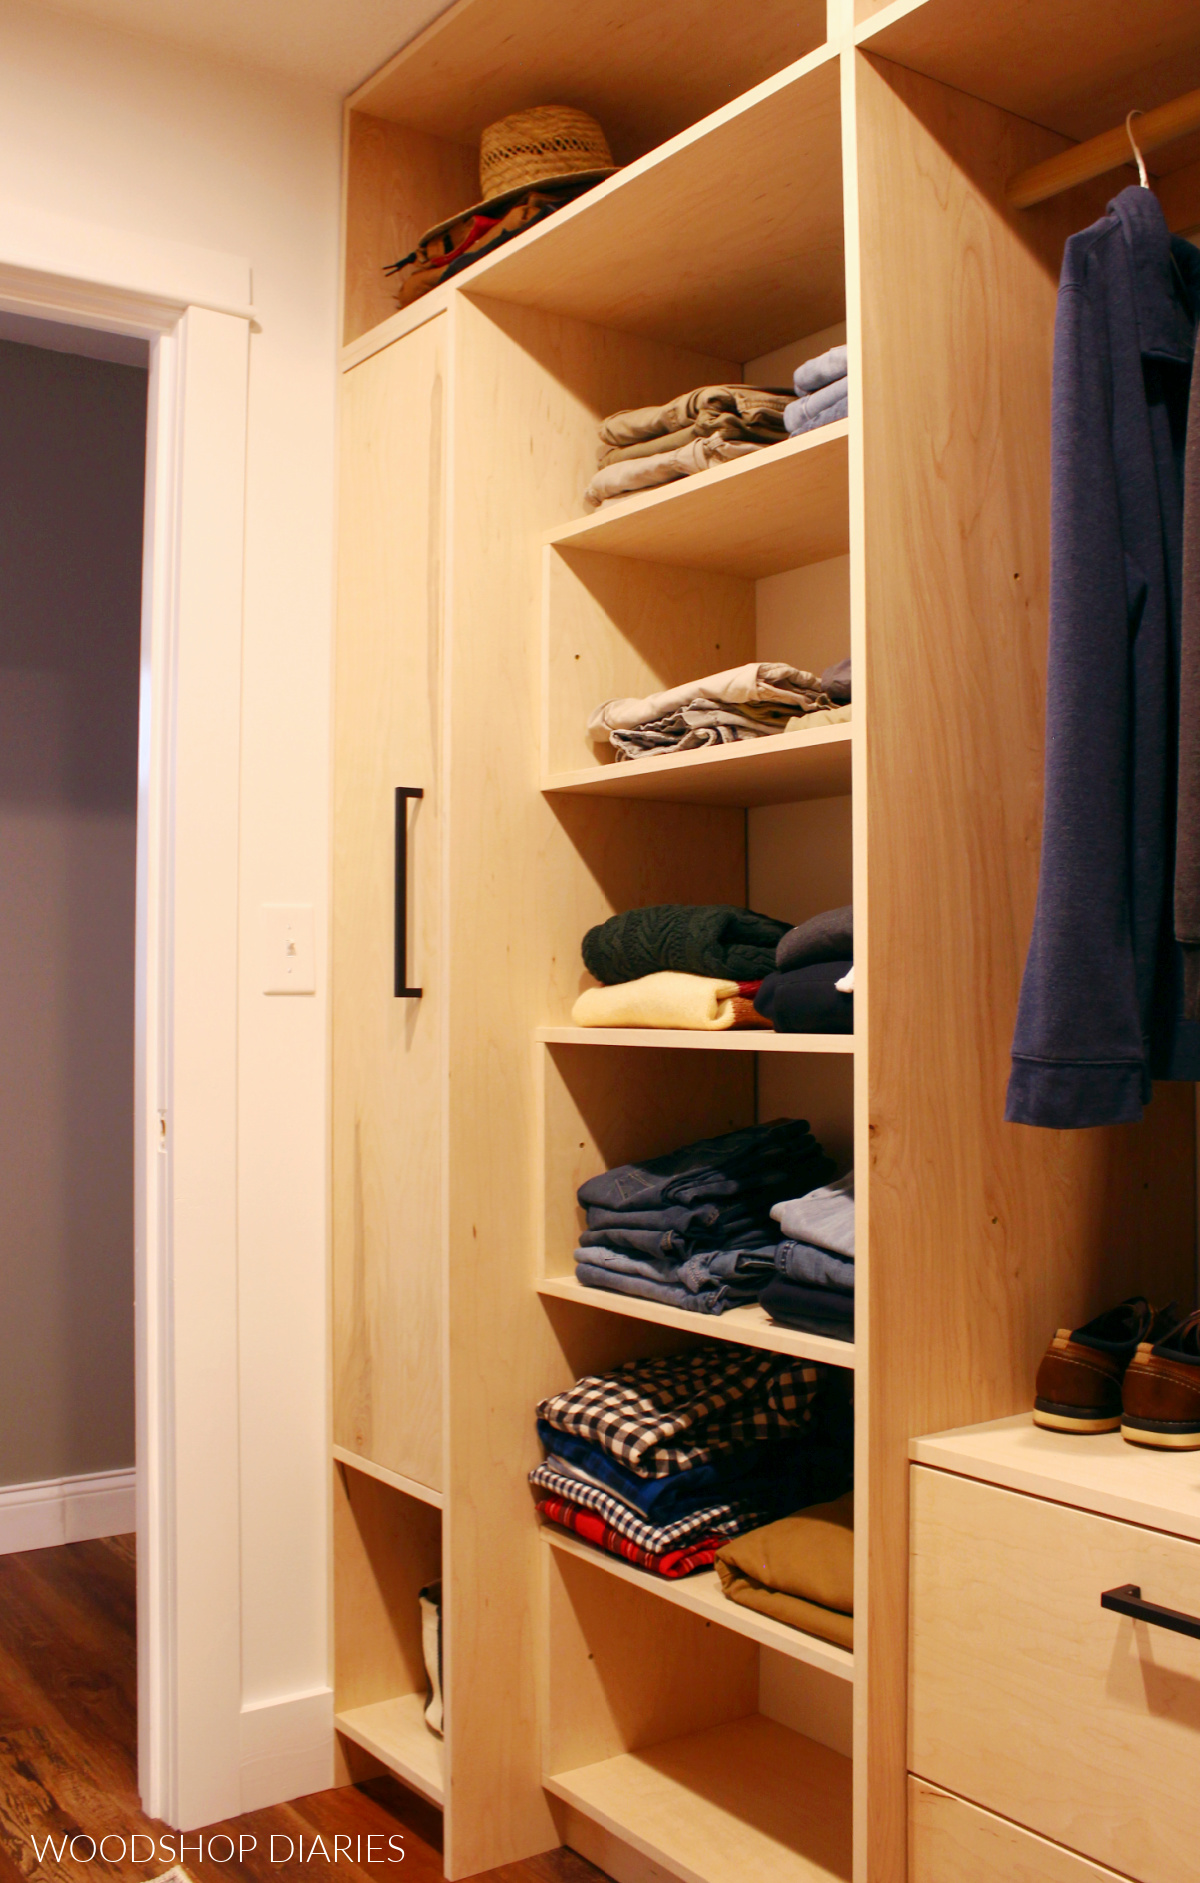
{"left": 910, "top": 1779, "right": 1134, "bottom": 1883}
{"left": 910, "top": 1462, "right": 1200, "bottom": 1883}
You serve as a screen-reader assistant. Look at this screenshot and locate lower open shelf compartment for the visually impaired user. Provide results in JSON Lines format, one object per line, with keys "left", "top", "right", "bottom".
{"left": 547, "top": 1713, "right": 852, "bottom": 1883}
{"left": 336, "top": 1693, "right": 443, "bottom": 1806}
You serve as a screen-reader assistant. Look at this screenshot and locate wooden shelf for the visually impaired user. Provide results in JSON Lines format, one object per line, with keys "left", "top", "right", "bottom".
{"left": 857, "top": 0, "right": 1200, "bottom": 152}
{"left": 463, "top": 51, "right": 843, "bottom": 360}
{"left": 332, "top": 1445, "right": 444, "bottom": 1510}
{"left": 543, "top": 723, "right": 851, "bottom": 808}
{"left": 335, "top": 1693, "right": 444, "bottom": 1806}
{"left": 542, "top": 1526, "right": 854, "bottom": 1680}
{"left": 545, "top": 1713, "right": 852, "bottom": 1883}
{"left": 911, "top": 1413, "right": 1200, "bottom": 1544}
{"left": 538, "top": 1026, "right": 854, "bottom": 1054}
{"left": 546, "top": 426, "right": 848, "bottom": 580}
{"left": 537, "top": 1275, "right": 855, "bottom": 1369}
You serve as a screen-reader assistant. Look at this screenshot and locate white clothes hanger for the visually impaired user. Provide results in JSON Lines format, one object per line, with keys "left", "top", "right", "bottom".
{"left": 1125, "top": 109, "right": 1151, "bottom": 189}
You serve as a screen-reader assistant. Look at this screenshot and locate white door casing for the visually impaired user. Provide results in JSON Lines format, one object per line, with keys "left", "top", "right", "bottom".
{"left": 0, "top": 232, "right": 251, "bottom": 1827}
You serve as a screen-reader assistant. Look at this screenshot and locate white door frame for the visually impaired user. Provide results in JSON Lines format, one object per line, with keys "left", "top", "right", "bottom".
{"left": 0, "top": 235, "right": 253, "bottom": 1828}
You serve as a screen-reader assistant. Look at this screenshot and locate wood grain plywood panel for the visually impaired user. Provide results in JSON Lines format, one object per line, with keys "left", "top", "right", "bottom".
{"left": 912, "top": 1413, "right": 1200, "bottom": 1543}
{"left": 332, "top": 319, "right": 446, "bottom": 1495}
{"left": 537, "top": 1027, "right": 856, "bottom": 1052}
{"left": 351, "top": 0, "right": 827, "bottom": 166}
{"left": 909, "top": 1780, "right": 1131, "bottom": 1883}
{"left": 851, "top": 51, "right": 1197, "bottom": 1883}
{"left": 547, "top": 1716, "right": 852, "bottom": 1883}
{"left": 858, "top": 0, "right": 1200, "bottom": 145}
{"left": 547, "top": 428, "right": 850, "bottom": 580}
{"left": 537, "top": 1277, "right": 856, "bottom": 1370}
{"left": 344, "top": 114, "right": 478, "bottom": 344}
{"left": 544, "top": 725, "right": 852, "bottom": 808}
{"left": 910, "top": 1468, "right": 1200, "bottom": 1883}
{"left": 335, "top": 1694, "right": 444, "bottom": 1807}
{"left": 465, "top": 57, "right": 844, "bottom": 359}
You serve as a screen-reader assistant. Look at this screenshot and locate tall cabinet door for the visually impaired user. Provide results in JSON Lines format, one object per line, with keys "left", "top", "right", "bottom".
{"left": 332, "top": 319, "right": 445, "bottom": 1494}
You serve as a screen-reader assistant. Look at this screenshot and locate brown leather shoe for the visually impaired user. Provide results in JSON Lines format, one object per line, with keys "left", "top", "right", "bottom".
{"left": 1035, "top": 1298, "right": 1177, "bottom": 1435}
{"left": 1122, "top": 1310, "right": 1200, "bottom": 1449}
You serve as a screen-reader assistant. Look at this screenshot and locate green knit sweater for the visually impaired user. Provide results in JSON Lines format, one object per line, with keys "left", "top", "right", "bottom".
{"left": 582, "top": 904, "right": 790, "bottom": 985}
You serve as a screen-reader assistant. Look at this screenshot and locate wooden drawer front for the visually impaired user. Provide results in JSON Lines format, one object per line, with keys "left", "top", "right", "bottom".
{"left": 909, "top": 1779, "right": 1133, "bottom": 1882}
{"left": 910, "top": 1465, "right": 1200, "bottom": 1883}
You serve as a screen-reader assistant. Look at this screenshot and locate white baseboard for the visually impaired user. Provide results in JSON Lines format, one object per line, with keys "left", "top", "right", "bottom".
{"left": 240, "top": 1687, "right": 335, "bottom": 1813}
{"left": 0, "top": 1467, "right": 136, "bottom": 1553}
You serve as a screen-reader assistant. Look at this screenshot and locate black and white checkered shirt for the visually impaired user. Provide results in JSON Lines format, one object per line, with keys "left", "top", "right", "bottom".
{"left": 537, "top": 1343, "right": 820, "bottom": 1478}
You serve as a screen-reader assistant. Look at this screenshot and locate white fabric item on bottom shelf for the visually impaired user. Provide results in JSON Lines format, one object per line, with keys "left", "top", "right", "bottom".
{"left": 418, "top": 1581, "right": 443, "bottom": 1736}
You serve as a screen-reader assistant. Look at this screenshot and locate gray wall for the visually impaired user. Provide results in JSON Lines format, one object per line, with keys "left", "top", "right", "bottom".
{"left": 0, "top": 336, "right": 145, "bottom": 1485}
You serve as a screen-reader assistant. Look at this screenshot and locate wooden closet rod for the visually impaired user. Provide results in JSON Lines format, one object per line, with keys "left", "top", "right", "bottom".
{"left": 1008, "top": 85, "right": 1200, "bottom": 209}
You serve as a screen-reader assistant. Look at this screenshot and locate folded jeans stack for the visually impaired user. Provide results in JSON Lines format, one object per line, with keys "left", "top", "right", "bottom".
{"left": 715, "top": 1490, "right": 854, "bottom": 1646}
{"left": 531, "top": 1344, "right": 852, "bottom": 1578}
{"left": 755, "top": 904, "right": 854, "bottom": 1034}
{"left": 587, "top": 659, "right": 851, "bottom": 762}
{"left": 584, "top": 384, "right": 791, "bottom": 509}
{"left": 573, "top": 1116, "right": 835, "bottom": 1315}
{"left": 761, "top": 1169, "right": 856, "bottom": 1342}
{"left": 784, "top": 344, "right": 849, "bottom": 437}
{"left": 573, "top": 903, "right": 792, "bottom": 1032}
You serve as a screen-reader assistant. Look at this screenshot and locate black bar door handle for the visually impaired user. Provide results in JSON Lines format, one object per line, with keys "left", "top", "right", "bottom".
{"left": 395, "top": 786, "right": 423, "bottom": 998}
{"left": 1101, "top": 1583, "right": 1200, "bottom": 1641}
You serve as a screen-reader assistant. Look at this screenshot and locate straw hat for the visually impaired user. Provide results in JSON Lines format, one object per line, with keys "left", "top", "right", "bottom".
{"left": 416, "top": 106, "right": 617, "bottom": 247}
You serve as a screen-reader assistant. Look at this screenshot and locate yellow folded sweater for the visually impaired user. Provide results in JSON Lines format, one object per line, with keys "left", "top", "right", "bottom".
{"left": 572, "top": 971, "right": 754, "bottom": 1030}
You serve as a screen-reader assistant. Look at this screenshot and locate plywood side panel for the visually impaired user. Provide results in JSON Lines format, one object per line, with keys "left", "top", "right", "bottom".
{"left": 440, "top": 296, "right": 755, "bottom": 1876}
{"left": 852, "top": 52, "right": 1197, "bottom": 1883}
{"left": 331, "top": 321, "right": 446, "bottom": 1493}
{"left": 344, "top": 114, "right": 478, "bottom": 345}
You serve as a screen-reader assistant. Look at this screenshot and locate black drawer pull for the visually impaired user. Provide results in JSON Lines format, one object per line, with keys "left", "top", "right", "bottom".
{"left": 394, "top": 786, "right": 423, "bottom": 998}
{"left": 1101, "top": 1583, "right": 1200, "bottom": 1641}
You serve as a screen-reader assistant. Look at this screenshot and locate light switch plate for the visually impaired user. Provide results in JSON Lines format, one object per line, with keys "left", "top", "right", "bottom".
{"left": 262, "top": 903, "right": 316, "bottom": 994}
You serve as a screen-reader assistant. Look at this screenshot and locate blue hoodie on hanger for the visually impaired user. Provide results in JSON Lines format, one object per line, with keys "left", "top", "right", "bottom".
{"left": 1007, "top": 186, "right": 1200, "bottom": 1129}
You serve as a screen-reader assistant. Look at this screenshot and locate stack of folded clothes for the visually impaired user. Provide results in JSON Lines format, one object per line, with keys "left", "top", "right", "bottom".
{"left": 587, "top": 659, "right": 850, "bottom": 762}
{"left": 761, "top": 1170, "right": 856, "bottom": 1342}
{"left": 573, "top": 903, "right": 788, "bottom": 1033}
{"left": 785, "top": 344, "right": 849, "bottom": 437}
{"left": 755, "top": 904, "right": 854, "bottom": 1035}
{"left": 715, "top": 1490, "right": 853, "bottom": 1646}
{"left": 573, "top": 1117, "right": 835, "bottom": 1315}
{"left": 584, "top": 385, "right": 791, "bottom": 509}
{"left": 531, "top": 1344, "right": 852, "bottom": 1578}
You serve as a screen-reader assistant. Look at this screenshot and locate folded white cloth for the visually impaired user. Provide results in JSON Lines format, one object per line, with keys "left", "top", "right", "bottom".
{"left": 584, "top": 435, "right": 761, "bottom": 509}
{"left": 572, "top": 972, "right": 743, "bottom": 1030}
{"left": 771, "top": 1170, "right": 855, "bottom": 1256}
{"left": 589, "top": 662, "right": 828, "bottom": 738}
{"left": 835, "top": 965, "right": 854, "bottom": 993}
{"left": 794, "top": 344, "right": 847, "bottom": 393}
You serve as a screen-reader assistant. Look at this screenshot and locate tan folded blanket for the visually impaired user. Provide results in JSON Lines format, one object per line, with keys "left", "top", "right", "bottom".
{"left": 571, "top": 972, "right": 768, "bottom": 1030}
{"left": 715, "top": 1492, "right": 854, "bottom": 1649}
{"left": 785, "top": 703, "right": 852, "bottom": 731}
{"left": 584, "top": 436, "right": 760, "bottom": 510}
{"left": 600, "top": 385, "right": 791, "bottom": 450}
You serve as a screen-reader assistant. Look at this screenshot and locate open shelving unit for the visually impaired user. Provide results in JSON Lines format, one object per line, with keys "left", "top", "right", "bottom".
{"left": 329, "top": 0, "right": 1200, "bottom": 1878}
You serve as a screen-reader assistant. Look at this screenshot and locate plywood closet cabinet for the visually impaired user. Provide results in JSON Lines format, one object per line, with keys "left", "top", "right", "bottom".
{"left": 332, "top": 317, "right": 445, "bottom": 1498}
{"left": 328, "top": 0, "right": 1200, "bottom": 1878}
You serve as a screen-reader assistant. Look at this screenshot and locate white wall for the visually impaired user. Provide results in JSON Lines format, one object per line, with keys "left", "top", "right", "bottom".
{"left": 0, "top": 0, "right": 340, "bottom": 1762}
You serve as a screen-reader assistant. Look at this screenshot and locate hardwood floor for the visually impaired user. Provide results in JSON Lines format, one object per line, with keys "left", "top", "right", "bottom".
{"left": 0, "top": 1538, "right": 603, "bottom": 1883}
